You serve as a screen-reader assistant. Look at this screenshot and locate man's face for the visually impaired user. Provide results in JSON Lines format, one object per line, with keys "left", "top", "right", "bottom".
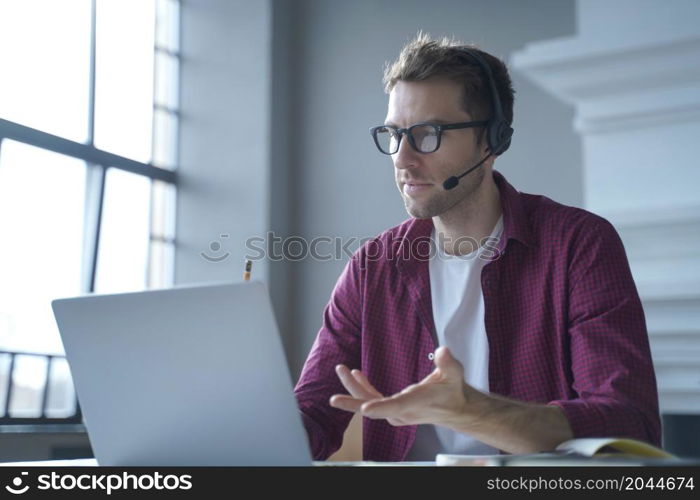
{"left": 385, "top": 77, "right": 490, "bottom": 219}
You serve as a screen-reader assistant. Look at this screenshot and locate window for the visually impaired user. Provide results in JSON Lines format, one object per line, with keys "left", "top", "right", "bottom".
{"left": 0, "top": 0, "right": 179, "bottom": 424}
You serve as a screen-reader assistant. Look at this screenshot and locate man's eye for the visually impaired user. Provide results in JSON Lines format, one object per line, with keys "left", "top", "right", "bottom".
{"left": 413, "top": 126, "right": 436, "bottom": 139}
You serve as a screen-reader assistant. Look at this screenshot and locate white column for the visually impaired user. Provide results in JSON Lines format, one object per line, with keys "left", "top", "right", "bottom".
{"left": 510, "top": 0, "right": 700, "bottom": 413}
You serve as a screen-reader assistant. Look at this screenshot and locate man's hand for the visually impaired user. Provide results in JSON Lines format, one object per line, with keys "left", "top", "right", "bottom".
{"left": 329, "top": 345, "right": 575, "bottom": 454}
{"left": 329, "top": 346, "right": 485, "bottom": 428}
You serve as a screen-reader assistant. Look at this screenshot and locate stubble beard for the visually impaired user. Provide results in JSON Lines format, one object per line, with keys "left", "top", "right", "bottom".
{"left": 402, "top": 163, "right": 486, "bottom": 219}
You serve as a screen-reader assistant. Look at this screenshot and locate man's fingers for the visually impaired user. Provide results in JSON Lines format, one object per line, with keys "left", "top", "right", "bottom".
{"left": 434, "top": 346, "right": 464, "bottom": 378}
{"left": 335, "top": 365, "right": 377, "bottom": 400}
{"left": 419, "top": 368, "right": 444, "bottom": 384}
{"left": 360, "top": 388, "right": 416, "bottom": 418}
{"left": 387, "top": 417, "right": 410, "bottom": 427}
{"left": 329, "top": 394, "right": 365, "bottom": 413}
{"left": 334, "top": 364, "right": 384, "bottom": 399}
{"left": 350, "top": 369, "right": 383, "bottom": 398}
{"left": 332, "top": 365, "right": 386, "bottom": 414}
{"left": 360, "top": 381, "right": 437, "bottom": 421}
{"left": 361, "top": 397, "right": 404, "bottom": 419}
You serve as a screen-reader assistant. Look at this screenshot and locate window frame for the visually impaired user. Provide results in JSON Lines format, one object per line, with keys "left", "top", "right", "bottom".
{"left": 0, "top": 0, "right": 179, "bottom": 426}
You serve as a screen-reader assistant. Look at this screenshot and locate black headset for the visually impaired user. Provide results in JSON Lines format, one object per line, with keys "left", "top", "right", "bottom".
{"left": 460, "top": 48, "right": 513, "bottom": 156}
{"left": 441, "top": 48, "right": 513, "bottom": 190}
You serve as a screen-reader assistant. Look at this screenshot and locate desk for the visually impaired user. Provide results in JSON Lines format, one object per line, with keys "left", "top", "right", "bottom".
{"left": 2, "top": 457, "right": 699, "bottom": 466}
{"left": 0, "top": 459, "right": 98, "bottom": 467}
{"left": 0, "top": 459, "right": 437, "bottom": 467}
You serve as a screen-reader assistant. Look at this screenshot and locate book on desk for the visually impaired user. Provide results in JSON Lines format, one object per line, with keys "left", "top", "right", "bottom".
{"left": 435, "top": 437, "right": 692, "bottom": 466}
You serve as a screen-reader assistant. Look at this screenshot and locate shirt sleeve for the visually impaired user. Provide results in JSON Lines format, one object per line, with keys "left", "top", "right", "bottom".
{"left": 547, "top": 217, "right": 662, "bottom": 447}
{"left": 293, "top": 251, "right": 364, "bottom": 460}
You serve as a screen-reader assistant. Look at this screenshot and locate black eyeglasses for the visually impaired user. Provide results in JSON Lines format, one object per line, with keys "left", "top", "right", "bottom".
{"left": 369, "top": 120, "right": 488, "bottom": 155}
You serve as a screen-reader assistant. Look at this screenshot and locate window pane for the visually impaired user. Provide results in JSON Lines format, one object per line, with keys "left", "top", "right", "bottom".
{"left": 155, "top": 0, "right": 180, "bottom": 53}
{"left": 151, "top": 180, "right": 176, "bottom": 240}
{"left": 0, "top": 0, "right": 91, "bottom": 142}
{"left": 148, "top": 181, "right": 175, "bottom": 289}
{"left": 95, "top": 168, "right": 151, "bottom": 294}
{"left": 94, "top": 0, "right": 156, "bottom": 163}
{"left": 152, "top": 109, "right": 178, "bottom": 169}
{"left": 0, "top": 353, "right": 10, "bottom": 413}
{"left": 45, "top": 357, "right": 78, "bottom": 418}
{"left": 8, "top": 355, "right": 47, "bottom": 418}
{"left": 0, "top": 140, "right": 86, "bottom": 355}
{"left": 148, "top": 240, "right": 174, "bottom": 289}
{"left": 155, "top": 51, "right": 179, "bottom": 111}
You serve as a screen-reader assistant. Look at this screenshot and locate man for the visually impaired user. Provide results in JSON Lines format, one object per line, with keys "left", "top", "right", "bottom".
{"left": 293, "top": 33, "right": 661, "bottom": 462}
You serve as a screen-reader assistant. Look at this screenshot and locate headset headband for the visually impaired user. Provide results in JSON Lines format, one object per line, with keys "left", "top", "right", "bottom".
{"left": 459, "top": 48, "right": 513, "bottom": 155}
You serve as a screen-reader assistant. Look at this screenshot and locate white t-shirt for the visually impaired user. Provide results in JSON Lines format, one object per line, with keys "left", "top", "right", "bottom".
{"left": 405, "top": 214, "right": 504, "bottom": 461}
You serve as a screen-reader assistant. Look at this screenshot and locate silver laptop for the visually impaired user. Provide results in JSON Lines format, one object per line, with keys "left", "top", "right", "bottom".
{"left": 51, "top": 281, "right": 312, "bottom": 466}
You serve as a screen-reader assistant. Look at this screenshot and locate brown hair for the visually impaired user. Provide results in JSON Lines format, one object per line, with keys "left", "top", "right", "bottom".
{"left": 383, "top": 32, "right": 515, "bottom": 145}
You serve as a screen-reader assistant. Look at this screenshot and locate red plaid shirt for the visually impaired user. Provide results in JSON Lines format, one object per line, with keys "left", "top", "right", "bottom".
{"left": 294, "top": 169, "right": 661, "bottom": 461}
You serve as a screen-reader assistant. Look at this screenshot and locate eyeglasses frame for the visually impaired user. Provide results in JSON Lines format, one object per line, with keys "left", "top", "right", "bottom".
{"left": 369, "top": 120, "right": 488, "bottom": 155}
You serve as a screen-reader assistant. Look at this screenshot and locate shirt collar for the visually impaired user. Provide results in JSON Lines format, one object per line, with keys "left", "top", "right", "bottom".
{"left": 396, "top": 169, "right": 537, "bottom": 265}
{"left": 492, "top": 169, "right": 537, "bottom": 252}
{"left": 392, "top": 170, "right": 535, "bottom": 348}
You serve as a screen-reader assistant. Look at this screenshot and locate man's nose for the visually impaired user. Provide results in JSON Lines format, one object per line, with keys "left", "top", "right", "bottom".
{"left": 393, "top": 133, "right": 420, "bottom": 170}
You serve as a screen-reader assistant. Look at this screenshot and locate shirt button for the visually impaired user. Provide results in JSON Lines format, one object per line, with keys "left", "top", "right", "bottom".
{"left": 428, "top": 352, "right": 435, "bottom": 361}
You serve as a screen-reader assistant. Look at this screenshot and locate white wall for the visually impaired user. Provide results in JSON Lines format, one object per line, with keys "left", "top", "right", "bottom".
{"left": 176, "top": 0, "right": 580, "bottom": 377}
{"left": 177, "top": 0, "right": 273, "bottom": 287}
{"left": 285, "top": 0, "right": 579, "bottom": 375}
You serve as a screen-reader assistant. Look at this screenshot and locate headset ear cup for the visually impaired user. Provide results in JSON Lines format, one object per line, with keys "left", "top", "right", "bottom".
{"left": 486, "top": 120, "right": 498, "bottom": 155}
{"left": 492, "top": 121, "right": 513, "bottom": 155}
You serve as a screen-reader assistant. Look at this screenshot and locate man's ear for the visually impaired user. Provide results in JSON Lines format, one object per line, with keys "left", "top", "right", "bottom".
{"left": 476, "top": 131, "right": 490, "bottom": 156}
